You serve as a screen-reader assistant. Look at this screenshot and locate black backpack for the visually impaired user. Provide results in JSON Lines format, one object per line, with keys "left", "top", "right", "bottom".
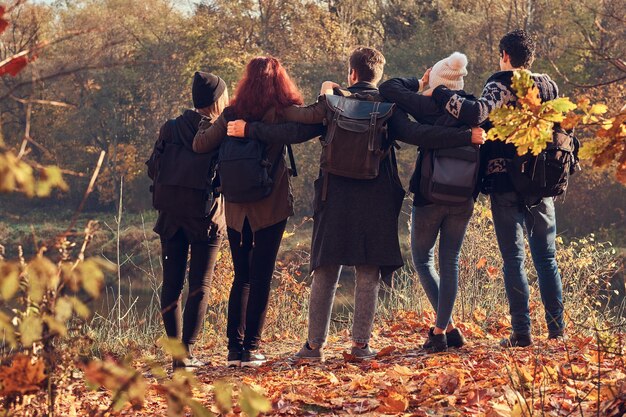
{"left": 147, "top": 120, "right": 218, "bottom": 217}
{"left": 508, "top": 125, "right": 580, "bottom": 198}
{"left": 413, "top": 145, "right": 480, "bottom": 205}
{"left": 216, "top": 134, "right": 297, "bottom": 204}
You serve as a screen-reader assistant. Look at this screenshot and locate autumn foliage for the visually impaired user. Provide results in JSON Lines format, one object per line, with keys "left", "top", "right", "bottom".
{"left": 1, "top": 1, "right": 625, "bottom": 416}
{"left": 488, "top": 70, "right": 626, "bottom": 184}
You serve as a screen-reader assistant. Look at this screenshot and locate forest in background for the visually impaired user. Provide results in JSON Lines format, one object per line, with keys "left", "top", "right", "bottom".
{"left": 1, "top": 1, "right": 626, "bottom": 416}
{"left": 1, "top": 0, "right": 625, "bottom": 248}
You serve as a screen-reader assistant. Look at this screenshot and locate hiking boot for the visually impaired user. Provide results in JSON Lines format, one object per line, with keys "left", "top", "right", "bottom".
{"left": 425, "top": 328, "right": 447, "bottom": 353}
{"left": 445, "top": 328, "right": 466, "bottom": 348}
{"left": 500, "top": 332, "right": 533, "bottom": 348}
{"left": 173, "top": 355, "right": 206, "bottom": 370}
{"left": 241, "top": 350, "right": 267, "bottom": 367}
{"left": 227, "top": 350, "right": 242, "bottom": 367}
{"left": 289, "top": 342, "right": 324, "bottom": 363}
{"left": 422, "top": 328, "right": 433, "bottom": 349}
{"left": 423, "top": 327, "right": 466, "bottom": 349}
{"left": 350, "top": 344, "right": 377, "bottom": 360}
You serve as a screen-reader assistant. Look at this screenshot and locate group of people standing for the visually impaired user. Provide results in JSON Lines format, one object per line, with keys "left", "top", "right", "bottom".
{"left": 149, "top": 28, "right": 566, "bottom": 369}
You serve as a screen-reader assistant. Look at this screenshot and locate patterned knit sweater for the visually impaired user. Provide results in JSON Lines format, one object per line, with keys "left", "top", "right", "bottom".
{"left": 432, "top": 70, "right": 559, "bottom": 194}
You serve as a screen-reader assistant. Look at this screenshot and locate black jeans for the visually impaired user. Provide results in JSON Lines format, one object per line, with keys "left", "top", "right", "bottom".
{"left": 226, "top": 218, "right": 287, "bottom": 351}
{"left": 160, "top": 229, "right": 221, "bottom": 346}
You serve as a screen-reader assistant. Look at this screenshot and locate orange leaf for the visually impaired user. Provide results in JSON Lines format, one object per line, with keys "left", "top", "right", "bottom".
{"left": 341, "top": 351, "right": 358, "bottom": 363}
{"left": 486, "top": 266, "right": 499, "bottom": 279}
{"left": 472, "top": 308, "right": 487, "bottom": 322}
{"left": 0, "top": 354, "right": 47, "bottom": 396}
{"left": 377, "top": 391, "right": 409, "bottom": 413}
{"left": 521, "top": 85, "right": 542, "bottom": 111}
{"left": 376, "top": 345, "right": 396, "bottom": 358}
{"left": 438, "top": 369, "right": 465, "bottom": 394}
{"left": 476, "top": 257, "right": 487, "bottom": 269}
{"left": 561, "top": 113, "right": 581, "bottom": 131}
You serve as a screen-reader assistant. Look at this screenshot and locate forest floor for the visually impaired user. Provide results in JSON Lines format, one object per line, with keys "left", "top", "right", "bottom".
{"left": 55, "top": 311, "right": 626, "bottom": 417}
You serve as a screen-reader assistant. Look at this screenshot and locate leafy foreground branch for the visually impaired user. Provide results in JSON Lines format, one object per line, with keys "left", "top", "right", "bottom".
{"left": 0, "top": 220, "right": 270, "bottom": 417}
{"left": 488, "top": 70, "right": 626, "bottom": 183}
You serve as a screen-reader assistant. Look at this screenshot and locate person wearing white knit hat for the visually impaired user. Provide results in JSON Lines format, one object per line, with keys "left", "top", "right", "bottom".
{"left": 378, "top": 51, "right": 484, "bottom": 354}
{"left": 428, "top": 52, "right": 468, "bottom": 90}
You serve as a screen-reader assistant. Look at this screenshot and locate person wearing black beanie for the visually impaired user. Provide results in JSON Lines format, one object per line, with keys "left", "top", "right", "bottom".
{"left": 193, "top": 71, "right": 227, "bottom": 110}
{"left": 147, "top": 71, "right": 228, "bottom": 371}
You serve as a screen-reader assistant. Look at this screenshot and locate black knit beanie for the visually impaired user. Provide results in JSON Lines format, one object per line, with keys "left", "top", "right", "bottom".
{"left": 192, "top": 71, "right": 226, "bottom": 109}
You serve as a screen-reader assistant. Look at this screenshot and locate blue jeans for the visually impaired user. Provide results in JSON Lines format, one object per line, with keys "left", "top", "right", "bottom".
{"left": 490, "top": 192, "right": 565, "bottom": 335}
{"left": 411, "top": 201, "right": 474, "bottom": 330}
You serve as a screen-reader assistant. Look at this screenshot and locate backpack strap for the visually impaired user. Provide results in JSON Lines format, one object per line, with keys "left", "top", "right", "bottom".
{"left": 286, "top": 144, "right": 298, "bottom": 177}
{"left": 368, "top": 101, "right": 381, "bottom": 152}
{"left": 389, "top": 143, "right": 398, "bottom": 169}
{"left": 268, "top": 144, "right": 298, "bottom": 181}
{"left": 325, "top": 95, "right": 345, "bottom": 145}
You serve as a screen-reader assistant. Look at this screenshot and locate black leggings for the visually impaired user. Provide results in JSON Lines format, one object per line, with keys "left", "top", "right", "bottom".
{"left": 160, "top": 229, "right": 221, "bottom": 346}
{"left": 226, "top": 218, "right": 287, "bottom": 351}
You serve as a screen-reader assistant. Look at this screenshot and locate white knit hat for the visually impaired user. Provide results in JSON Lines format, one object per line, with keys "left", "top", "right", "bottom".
{"left": 429, "top": 52, "right": 468, "bottom": 90}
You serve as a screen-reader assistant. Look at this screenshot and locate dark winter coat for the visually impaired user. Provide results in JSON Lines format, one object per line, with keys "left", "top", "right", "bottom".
{"left": 151, "top": 109, "right": 225, "bottom": 242}
{"left": 193, "top": 106, "right": 304, "bottom": 233}
{"left": 432, "top": 70, "right": 559, "bottom": 194}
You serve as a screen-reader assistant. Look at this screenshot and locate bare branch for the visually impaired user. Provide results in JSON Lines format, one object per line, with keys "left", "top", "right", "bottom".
{"left": 10, "top": 95, "right": 76, "bottom": 108}
{"left": 548, "top": 58, "right": 626, "bottom": 89}
{"left": 0, "top": 59, "right": 158, "bottom": 101}
{"left": 61, "top": 150, "right": 106, "bottom": 239}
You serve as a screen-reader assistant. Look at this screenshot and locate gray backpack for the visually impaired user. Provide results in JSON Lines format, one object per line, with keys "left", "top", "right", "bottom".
{"left": 417, "top": 145, "right": 480, "bottom": 205}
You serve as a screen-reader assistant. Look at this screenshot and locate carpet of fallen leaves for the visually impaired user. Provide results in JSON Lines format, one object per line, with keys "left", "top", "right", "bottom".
{"left": 46, "top": 310, "right": 626, "bottom": 417}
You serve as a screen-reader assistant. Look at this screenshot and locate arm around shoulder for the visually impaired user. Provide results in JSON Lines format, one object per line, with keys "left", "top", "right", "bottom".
{"left": 389, "top": 108, "right": 472, "bottom": 149}
{"left": 281, "top": 98, "right": 327, "bottom": 124}
{"left": 432, "top": 82, "right": 512, "bottom": 126}
{"left": 193, "top": 114, "right": 227, "bottom": 153}
{"left": 379, "top": 77, "right": 438, "bottom": 122}
{"left": 246, "top": 121, "right": 325, "bottom": 145}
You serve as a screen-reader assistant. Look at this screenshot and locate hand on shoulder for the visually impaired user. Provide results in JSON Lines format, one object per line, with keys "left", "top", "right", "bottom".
{"left": 227, "top": 120, "right": 247, "bottom": 138}
{"left": 420, "top": 67, "right": 432, "bottom": 91}
{"left": 320, "top": 81, "right": 340, "bottom": 95}
{"left": 198, "top": 116, "right": 213, "bottom": 130}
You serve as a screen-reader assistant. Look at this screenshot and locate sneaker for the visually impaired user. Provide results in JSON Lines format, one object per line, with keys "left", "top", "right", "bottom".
{"left": 241, "top": 350, "right": 267, "bottom": 367}
{"left": 446, "top": 328, "right": 466, "bottom": 348}
{"left": 425, "top": 328, "right": 447, "bottom": 353}
{"left": 289, "top": 342, "right": 324, "bottom": 363}
{"left": 500, "top": 332, "right": 533, "bottom": 348}
{"left": 173, "top": 355, "right": 206, "bottom": 370}
{"left": 350, "top": 344, "right": 377, "bottom": 361}
{"left": 227, "top": 351, "right": 242, "bottom": 367}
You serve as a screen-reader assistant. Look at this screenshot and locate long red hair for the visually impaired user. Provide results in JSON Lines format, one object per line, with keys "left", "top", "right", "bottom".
{"left": 230, "top": 56, "right": 304, "bottom": 121}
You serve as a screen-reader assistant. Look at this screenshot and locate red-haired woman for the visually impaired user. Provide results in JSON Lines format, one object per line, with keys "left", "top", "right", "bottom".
{"left": 193, "top": 57, "right": 319, "bottom": 367}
